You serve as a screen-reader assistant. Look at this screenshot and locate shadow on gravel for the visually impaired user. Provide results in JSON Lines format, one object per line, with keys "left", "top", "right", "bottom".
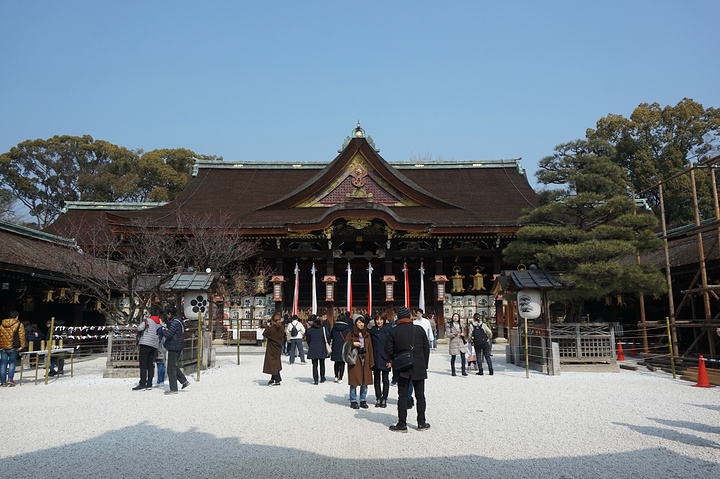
{"left": 648, "top": 417, "right": 720, "bottom": 435}
{"left": 614, "top": 422, "right": 720, "bottom": 449}
{"left": 2, "top": 422, "right": 718, "bottom": 479}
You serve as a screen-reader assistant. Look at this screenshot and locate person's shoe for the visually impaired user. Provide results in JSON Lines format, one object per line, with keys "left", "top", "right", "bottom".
{"left": 389, "top": 424, "right": 408, "bottom": 433}
{"left": 164, "top": 390, "right": 178, "bottom": 395}
{"left": 182, "top": 381, "right": 190, "bottom": 389}
{"left": 270, "top": 381, "right": 281, "bottom": 386}
{"left": 350, "top": 401, "right": 359, "bottom": 409}
{"left": 380, "top": 398, "right": 387, "bottom": 408}
{"left": 417, "top": 423, "right": 431, "bottom": 431}
{"left": 489, "top": 370, "right": 494, "bottom": 375}
{"left": 451, "top": 372, "right": 456, "bottom": 376}
{"left": 390, "top": 381, "right": 397, "bottom": 387}
{"left": 476, "top": 371, "right": 483, "bottom": 376}
{"left": 333, "top": 377, "right": 339, "bottom": 383}
{"left": 462, "top": 372, "right": 468, "bottom": 376}
{"left": 301, "top": 361, "right": 307, "bottom": 365}
{"left": 320, "top": 378, "right": 326, "bottom": 383}
{"left": 48, "top": 370, "right": 57, "bottom": 377}
{"left": 313, "top": 380, "right": 318, "bottom": 385}
{"left": 375, "top": 400, "right": 381, "bottom": 408}
{"left": 360, "top": 401, "right": 369, "bottom": 409}
{"left": 0, "top": 384, "right": 7, "bottom": 387}
{"left": 145, "top": 386, "right": 153, "bottom": 391}
{"left": 132, "top": 384, "right": 145, "bottom": 391}
{"left": 7, "top": 380, "right": 16, "bottom": 386}
{"left": 58, "top": 370, "right": 65, "bottom": 375}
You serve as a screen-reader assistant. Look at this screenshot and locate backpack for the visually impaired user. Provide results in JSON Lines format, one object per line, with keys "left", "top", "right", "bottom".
{"left": 290, "top": 321, "right": 299, "bottom": 338}
{"left": 472, "top": 323, "right": 488, "bottom": 345}
{"left": 12, "top": 324, "right": 21, "bottom": 349}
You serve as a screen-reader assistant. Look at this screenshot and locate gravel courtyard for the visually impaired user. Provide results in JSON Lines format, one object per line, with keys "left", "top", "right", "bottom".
{"left": 1, "top": 344, "right": 718, "bottom": 479}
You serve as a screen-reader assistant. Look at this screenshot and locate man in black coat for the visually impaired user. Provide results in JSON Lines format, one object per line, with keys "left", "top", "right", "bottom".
{"left": 385, "top": 306, "right": 430, "bottom": 432}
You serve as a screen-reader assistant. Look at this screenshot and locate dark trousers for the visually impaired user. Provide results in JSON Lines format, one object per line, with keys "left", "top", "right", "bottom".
{"left": 451, "top": 352, "right": 466, "bottom": 375}
{"left": 373, "top": 369, "right": 389, "bottom": 400}
{"left": 312, "top": 358, "right": 326, "bottom": 382}
{"left": 138, "top": 345, "right": 156, "bottom": 387}
{"left": 334, "top": 361, "right": 345, "bottom": 380}
{"left": 477, "top": 342, "right": 493, "bottom": 372}
{"left": 396, "top": 377, "right": 426, "bottom": 427}
{"left": 167, "top": 350, "right": 187, "bottom": 392}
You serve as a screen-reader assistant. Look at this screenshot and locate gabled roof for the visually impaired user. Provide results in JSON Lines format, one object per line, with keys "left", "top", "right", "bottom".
{"left": 49, "top": 131, "right": 537, "bottom": 236}
{"left": 506, "top": 269, "right": 562, "bottom": 290}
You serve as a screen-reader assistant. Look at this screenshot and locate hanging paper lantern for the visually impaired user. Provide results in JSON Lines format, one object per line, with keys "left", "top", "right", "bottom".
{"left": 517, "top": 289, "right": 542, "bottom": 320}
{"left": 184, "top": 291, "right": 209, "bottom": 318}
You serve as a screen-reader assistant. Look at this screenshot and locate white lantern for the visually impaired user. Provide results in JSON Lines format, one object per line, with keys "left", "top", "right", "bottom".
{"left": 184, "top": 291, "right": 209, "bottom": 318}
{"left": 517, "top": 289, "right": 542, "bottom": 320}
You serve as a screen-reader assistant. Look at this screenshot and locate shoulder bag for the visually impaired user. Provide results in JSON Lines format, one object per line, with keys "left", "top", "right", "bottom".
{"left": 392, "top": 325, "right": 416, "bottom": 373}
{"left": 322, "top": 327, "right": 332, "bottom": 357}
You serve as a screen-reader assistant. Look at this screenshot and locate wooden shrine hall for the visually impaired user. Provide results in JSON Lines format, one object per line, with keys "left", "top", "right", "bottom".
{"left": 51, "top": 124, "right": 537, "bottom": 327}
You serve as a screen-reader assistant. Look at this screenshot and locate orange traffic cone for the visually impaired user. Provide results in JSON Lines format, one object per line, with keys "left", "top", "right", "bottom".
{"left": 693, "top": 356, "right": 715, "bottom": 388}
{"left": 617, "top": 342, "right": 625, "bottom": 361}
{"left": 630, "top": 342, "right": 637, "bottom": 357}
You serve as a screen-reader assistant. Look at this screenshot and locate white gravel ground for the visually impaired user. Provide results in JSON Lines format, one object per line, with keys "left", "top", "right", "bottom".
{"left": 1, "top": 344, "right": 719, "bottom": 479}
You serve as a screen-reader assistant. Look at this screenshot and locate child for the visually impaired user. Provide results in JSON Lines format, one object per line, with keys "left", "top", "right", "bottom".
{"left": 155, "top": 317, "right": 167, "bottom": 387}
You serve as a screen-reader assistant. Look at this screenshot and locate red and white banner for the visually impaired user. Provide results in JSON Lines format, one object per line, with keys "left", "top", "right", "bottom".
{"left": 403, "top": 261, "right": 410, "bottom": 309}
{"left": 292, "top": 262, "right": 300, "bottom": 316}
{"left": 419, "top": 261, "right": 426, "bottom": 312}
{"left": 367, "top": 262, "right": 373, "bottom": 314}
{"left": 311, "top": 263, "right": 317, "bottom": 315}
{"left": 346, "top": 262, "right": 353, "bottom": 312}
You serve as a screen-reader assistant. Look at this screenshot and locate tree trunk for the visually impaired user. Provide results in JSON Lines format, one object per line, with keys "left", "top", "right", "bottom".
{"left": 565, "top": 299, "right": 585, "bottom": 322}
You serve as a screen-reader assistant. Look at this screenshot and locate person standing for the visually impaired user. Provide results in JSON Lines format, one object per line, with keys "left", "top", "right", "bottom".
{"left": 0, "top": 311, "right": 25, "bottom": 387}
{"left": 428, "top": 313, "right": 438, "bottom": 349}
{"left": 158, "top": 306, "right": 190, "bottom": 394}
{"left": 263, "top": 313, "right": 284, "bottom": 386}
{"left": 369, "top": 313, "right": 392, "bottom": 408}
{"left": 305, "top": 314, "right": 328, "bottom": 385}
{"left": 155, "top": 315, "right": 167, "bottom": 388}
{"left": 471, "top": 316, "right": 494, "bottom": 375}
{"left": 385, "top": 306, "right": 430, "bottom": 432}
{"left": 134, "top": 306, "right": 162, "bottom": 391}
{"left": 446, "top": 313, "right": 467, "bottom": 376}
{"left": 330, "top": 313, "right": 350, "bottom": 383}
{"left": 414, "top": 309, "right": 434, "bottom": 350}
{"left": 285, "top": 315, "right": 306, "bottom": 365}
{"left": 345, "top": 314, "right": 374, "bottom": 409}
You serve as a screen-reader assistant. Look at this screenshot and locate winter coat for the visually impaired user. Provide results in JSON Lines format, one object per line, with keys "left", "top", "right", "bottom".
{"left": 137, "top": 316, "right": 162, "bottom": 349}
{"left": 330, "top": 320, "right": 350, "bottom": 362}
{"left": 385, "top": 320, "right": 430, "bottom": 380}
{"left": 345, "top": 330, "right": 374, "bottom": 386}
{"left": 160, "top": 316, "right": 185, "bottom": 351}
{"left": 285, "top": 319, "right": 305, "bottom": 341}
{"left": 305, "top": 324, "right": 329, "bottom": 360}
{"left": 446, "top": 321, "right": 465, "bottom": 356}
{"left": 0, "top": 317, "right": 25, "bottom": 350}
{"left": 262, "top": 322, "right": 284, "bottom": 375}
{"left": 369, "top": 324, "right": 391, "bottom": 372}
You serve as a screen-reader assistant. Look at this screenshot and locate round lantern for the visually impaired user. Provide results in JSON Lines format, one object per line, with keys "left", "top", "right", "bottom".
{"left": 184, "top": 291, "right": 209, "bottom": 318}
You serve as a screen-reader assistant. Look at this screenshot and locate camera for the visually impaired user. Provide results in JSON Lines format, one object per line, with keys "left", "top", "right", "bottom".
{"left": 358, "top": 347, "right": 366, "bottom": 355}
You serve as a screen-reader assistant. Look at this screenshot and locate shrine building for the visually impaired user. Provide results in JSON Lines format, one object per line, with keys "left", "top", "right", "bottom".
{"left": 53, "top": 124, "right": 537, "bottom": 331}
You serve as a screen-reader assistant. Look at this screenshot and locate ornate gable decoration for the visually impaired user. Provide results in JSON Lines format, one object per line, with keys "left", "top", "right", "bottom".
{"left": 296, "top": 153, "right": 420, "bottom": 208}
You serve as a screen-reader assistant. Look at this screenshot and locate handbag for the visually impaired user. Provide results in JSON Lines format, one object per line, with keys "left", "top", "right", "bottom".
{"left": 342, "top": 341, "right": 357, "bottom": 365}
{"left": 392, "top": 324, "right": 416, "bottom": 373}
{"left": 322, "top": 328, "right": 332, "bottom": 357}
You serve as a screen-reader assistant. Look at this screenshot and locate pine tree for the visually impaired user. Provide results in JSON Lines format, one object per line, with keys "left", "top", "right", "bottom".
{"left": 503, "top": 139, "right": 667, "bottom": 321}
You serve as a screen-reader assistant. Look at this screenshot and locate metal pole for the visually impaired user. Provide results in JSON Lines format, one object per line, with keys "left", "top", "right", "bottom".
{"left": 197, "top": 310, "right": 202, "bottom": 382}
{"left": 524, "top": 316, "right": 529, "bottom": 379}
{"left": 236, "top": 314, "right": 240, "bottom": 365}
{"left": 666, "top": 316, "right": 676, "bottom": 379}
{"left": 44, "top": 317, "right": 55, "bottom": 385}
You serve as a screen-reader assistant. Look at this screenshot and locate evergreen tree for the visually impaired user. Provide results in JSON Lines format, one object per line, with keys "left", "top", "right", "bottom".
{"left": 503, "top": 139, "right": 667, "bottom": 321}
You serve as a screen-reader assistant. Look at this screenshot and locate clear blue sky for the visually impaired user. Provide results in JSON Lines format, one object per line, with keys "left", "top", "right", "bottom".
{"left": 2, "top": 1, "right": 718, "bottom": 190}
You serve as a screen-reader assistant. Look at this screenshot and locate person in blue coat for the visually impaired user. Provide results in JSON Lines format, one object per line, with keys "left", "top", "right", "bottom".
{"left": 330, "top": 313, "right": 351, "bottom": 383}
{"left": 157, "top": 305, "right": 189, "bottom": 395}
{"left": 305, "top": 314, "right": 329, "bottom": 385}
{"left": 369, "top": 313, "right": 392, "bottom": 408}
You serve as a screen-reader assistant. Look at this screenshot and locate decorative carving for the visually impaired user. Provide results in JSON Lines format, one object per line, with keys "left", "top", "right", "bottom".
{"left": 346, "top": 218, "right": 372, "bottom": 230}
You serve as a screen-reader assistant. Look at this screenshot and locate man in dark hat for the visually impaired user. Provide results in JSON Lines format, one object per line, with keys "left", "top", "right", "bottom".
{"left": 385, "top": 306, "right": 430, "bottom": 432}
